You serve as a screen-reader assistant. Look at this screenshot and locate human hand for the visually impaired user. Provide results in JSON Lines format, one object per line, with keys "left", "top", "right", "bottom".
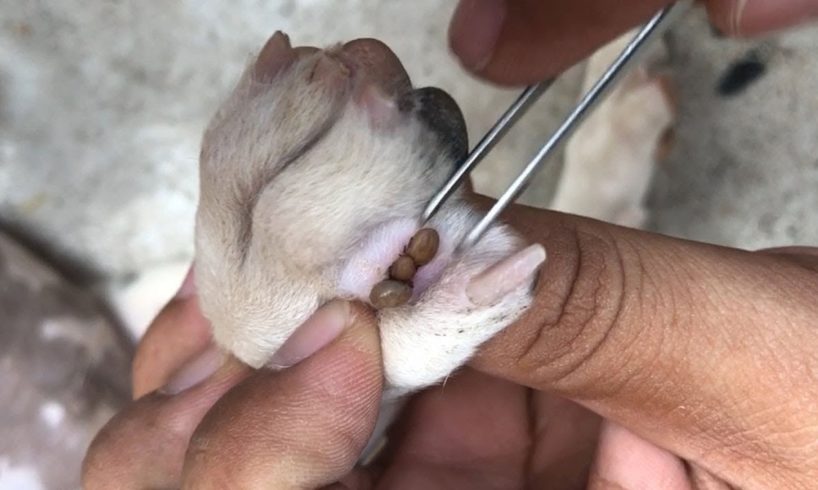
{"left": 81, "top": 269, "right": 600, "bottom": 488}
{"left": 83, "top": 195, "right": 818, "bottom": 489}
{"left": 449, "top": 0, "right": 818, "bottom": 85}
{"left": 82, "top": 281, "right": 385, "bottom": 489}
{"left": 466, "top": 195, "right": 818, "bottom": 488}
{"left": 82, "top": 277, "right": 605, "bottom": 489}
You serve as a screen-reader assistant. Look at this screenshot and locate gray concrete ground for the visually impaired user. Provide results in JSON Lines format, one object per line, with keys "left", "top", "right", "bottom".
{"left": 650, "top": 20, "right": 818, "bottom": 248}
{"left": 1, "top": 1, "right": 817, "bottom": 489}
{"left": 0, "top": 233, "right": 130, "bottom": 490}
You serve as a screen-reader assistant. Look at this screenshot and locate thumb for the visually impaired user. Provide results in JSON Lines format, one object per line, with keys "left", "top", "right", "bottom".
{"left": 181, "top": 302, "right": 383, "bottom": 489}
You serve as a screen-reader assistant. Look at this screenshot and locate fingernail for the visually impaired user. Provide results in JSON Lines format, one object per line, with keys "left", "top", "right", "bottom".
{"left": 737, "top": 0, "right": 818, "bottom": 35}
{"left": 175, "top": 265, "right": 196, "bottom": 299}
{"left": 728, "top": 0, "right": 749, "bottom": 35}
{"left": 159, "top": 344, "right": 224, "bottom": 395}
{"left": 466, "top": 244, "right": 546, "bottom": 307}
{"left": 449, "top": 0, "right": 506, "bottom": 72}
{"left": 269, "top": 300, "right": 351, "bottom": 368}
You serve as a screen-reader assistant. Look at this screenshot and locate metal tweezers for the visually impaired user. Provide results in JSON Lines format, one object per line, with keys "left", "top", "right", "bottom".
{"left": 422, "top": 1, "right": 692, "bottom": 252}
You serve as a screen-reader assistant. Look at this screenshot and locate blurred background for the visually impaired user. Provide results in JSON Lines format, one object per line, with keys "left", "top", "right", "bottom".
{"left": 1, "top": 1, "right": 817, "bottom": 488}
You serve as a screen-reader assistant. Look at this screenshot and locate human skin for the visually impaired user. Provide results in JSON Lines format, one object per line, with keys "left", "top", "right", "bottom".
{"left": 83, "top": 2, "right": 818, "bottom": 488}
{"left": 82, "top": 196, "right": 818, "bottom": 489}
{"left": 448, "top": 0, "right": 818, "bottom": 85}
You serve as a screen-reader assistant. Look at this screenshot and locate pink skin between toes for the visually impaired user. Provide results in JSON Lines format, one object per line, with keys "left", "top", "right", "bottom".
{"left": 336, "top": 219, "right": 454, "bottom": 304}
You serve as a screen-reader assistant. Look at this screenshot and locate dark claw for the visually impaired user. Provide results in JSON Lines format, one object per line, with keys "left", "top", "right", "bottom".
{"left": 412, "top": 87, "right": 469, "bottom": 163}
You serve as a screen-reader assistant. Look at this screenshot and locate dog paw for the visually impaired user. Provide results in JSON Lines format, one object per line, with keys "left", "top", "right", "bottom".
{"left": 194, "top": 32, "right": 540, "bottom": 395}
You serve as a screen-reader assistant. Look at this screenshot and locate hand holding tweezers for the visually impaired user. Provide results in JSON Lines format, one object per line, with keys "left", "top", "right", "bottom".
{"left": 422, "top": 1, "right": 692, "bottom": 252}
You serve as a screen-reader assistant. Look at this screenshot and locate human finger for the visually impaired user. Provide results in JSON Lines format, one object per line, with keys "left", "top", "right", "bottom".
{"left": 180, "top": 304, "right": 383, "bottom": 489}
{"left": 82, "top": 357, "right": 251, "bottom": 489}
{"left": 449, "top": 0, "right": 818, "bottom": 86}
{"left": 707, "top": 0, "right": 818, "bottom": 36}
{"left": 131, "top": 266, "right": 213, "bottom": 398}
{"left": 467, "top": 197, "right": 818, "bottom": 488}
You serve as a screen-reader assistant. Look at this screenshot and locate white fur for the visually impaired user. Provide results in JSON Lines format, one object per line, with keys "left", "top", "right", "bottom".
{"left": 194, "top": 37, "right": 536, "bottom": 396}
{"left": 380, "top": 204, "right": 530, "bottom": 397}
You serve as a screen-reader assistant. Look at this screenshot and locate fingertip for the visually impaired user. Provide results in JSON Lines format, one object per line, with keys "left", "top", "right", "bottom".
{"left": 269, "top": 300, "right": 352, "bottom": 368}
{"left": 707, "top": 0, "right": 818, "bottom": 37}
{"left": 344, "top": 301, "right": 382, "bottom": 357}
{"left": 181, "top": 309, "right": 384, "bottom": 489}
{"left": 132, "top": 297, "right": 212, "bottom": 398}
{"left": 590, "top": 422, "right": 692, "bottom": 489}
{"left": 157, "top": 344, "right": 224, "bottom": 396}
{"left": 448, "top": 0, "right": 507, "bottom": 73}
{"left": 174, "top": 265, "right": 196, "bottom": 299}
{"left": 450, "top": 0, "right": 561, "bottom": 86}
{"left": 705, "top": 0, "right": 746, "bottom": 36}
{"left": 449, "top": 0, "right": 674, "bottom": 86}
{"left": 758, "top": 246, "right": 818, "bottom": 272}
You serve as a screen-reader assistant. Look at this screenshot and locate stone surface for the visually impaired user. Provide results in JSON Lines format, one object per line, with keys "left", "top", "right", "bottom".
{"left": 649, "top": 13, "right": 818, "bottom": 249}
{"left": 0, "top": 233, "right": 131, "bottom": 490}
